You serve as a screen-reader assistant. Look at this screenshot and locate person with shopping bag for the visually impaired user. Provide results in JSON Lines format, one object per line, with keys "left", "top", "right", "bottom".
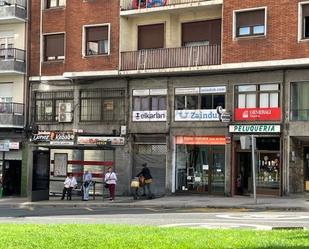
{"left": 104, "top": 167, "right": 117, "bottom": 201}
{"left": 136, "top": 163, "right": 153, "bottom": 199}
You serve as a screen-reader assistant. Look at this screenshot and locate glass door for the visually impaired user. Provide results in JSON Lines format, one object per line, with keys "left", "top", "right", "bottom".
{"left": 211, "top": 148, "right": 225, "bottom": 194}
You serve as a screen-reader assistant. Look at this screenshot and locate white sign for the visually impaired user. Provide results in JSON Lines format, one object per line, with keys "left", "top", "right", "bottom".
{"left": 9, "top": 142, "right": 20, "bottom": 150}
{"left": 200, "top": 86, "right": 226, "bottom": 93}
{"left": 149, "top": 89, "right": 167, "bottom": 95}
{"left": 229, "top": 124, "right": 281, "bottom": 133}
{"left": 133, "top": 111, "right": 167, "bottom": 122}
{"left": 0, "top": 140, "right": 9, "bottom": 152}
{"left": 77, "top": 136, "right": 125, "bottom": 146}
{"left": 132, "top": 89, "right": 149, "bottom": 96}
{"left": 54, "top": 153, "right": 67, "bottom": 177}
{"left": 175, "top": 87, "right": 199, "bottom": 95}
{"left": 175, "top": 109, "right": 220, "bottom": 121}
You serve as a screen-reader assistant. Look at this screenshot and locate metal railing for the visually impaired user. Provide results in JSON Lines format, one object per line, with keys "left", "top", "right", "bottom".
{"left": 0, "top": 48, "right": 25, "bottom": 62}
{"left": 290, "top": 109, "right": 309, "bottom": 121}
{"left": 0, "top": 102, "right": 24, "bottom": 127}
{"left": 121, "top": 44, "right": 221, "bottom": 71}
{"left": 120, "top": 0, "right": 213, "bottom": 10}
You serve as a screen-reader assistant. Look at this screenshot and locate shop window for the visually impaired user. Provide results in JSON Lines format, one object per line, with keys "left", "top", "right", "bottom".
{"left": 84, "top": 25, "right": 109, "bottom": 56}
{"left": 46, "top": 0, "right": 66, "bottom": 9}
{"left": 291, "top": 82, "right": 309, "bottom": 121}
{"left": 235, "top": 8, "right": 266, "bottom": 37}
{"left": 235, "top": 84, "right": 280, "bottom": 109}
{"left": 80, "top": 88, "right": 125, "bottom": 122}
{"left": 138, "top": 24, "right": 164, "bottom": 50}
{"left": 34, "top": 91, "right": 73, "bottom": 122}
{"left": 175, "top": 95, "right": 198, "bottom": 110}
{"left": 175, "top": 94, "right": 225, "bottom": 110}
{"left": 44, "top": 34, "right": 65, "bottom": 61}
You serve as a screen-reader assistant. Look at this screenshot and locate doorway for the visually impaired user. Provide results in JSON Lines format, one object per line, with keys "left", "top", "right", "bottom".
{"left": 236, "top": 152, "right": 251, "bottom": 195}
{"left": 304, "top": 147, "right": 309, "bottom": 191}
{"left": 2, "top": 160, "right": 21, "bottom": 196}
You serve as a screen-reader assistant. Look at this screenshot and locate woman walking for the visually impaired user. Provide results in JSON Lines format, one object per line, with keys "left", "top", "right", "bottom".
{"left": 104, "top": 167, "right": 117, "bottom": 201}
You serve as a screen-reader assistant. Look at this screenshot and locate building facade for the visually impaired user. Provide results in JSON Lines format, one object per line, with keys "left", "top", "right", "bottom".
{"left": 27, "top": 0, "right": 309, "bottom": 199}
{"left": 0, "top": 0, "right": 27, "bottom": 197}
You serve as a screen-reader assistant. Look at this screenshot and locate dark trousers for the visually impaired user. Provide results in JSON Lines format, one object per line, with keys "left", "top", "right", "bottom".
{"left": 108, "top": 184, "right": 115, "bottom": 200}
{"left": 62, "top": 187, "right": 73, "bottom": 200}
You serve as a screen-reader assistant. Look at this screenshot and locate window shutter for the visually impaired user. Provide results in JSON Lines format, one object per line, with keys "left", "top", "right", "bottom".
{"left": 138, "top": 24, "right": 164, "bottom": 50}
{"left": 86, "top": 26, "right": 108, "bottom": 41}
{"left": 303, "top": 4, "right": 309, "bottom": 17}
{"left": 182, "top": 19, "right": 221, "bottom": 45}
{"left": 45, "top": 34, "right": 64, "bottom": 57}
{"left": 236, "top": 9, "right": 265, "bottom": 27}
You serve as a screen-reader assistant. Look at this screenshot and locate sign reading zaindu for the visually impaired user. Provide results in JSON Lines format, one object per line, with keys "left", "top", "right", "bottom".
{"left": 229, "top": 124, "right": 281, "bottom": 133}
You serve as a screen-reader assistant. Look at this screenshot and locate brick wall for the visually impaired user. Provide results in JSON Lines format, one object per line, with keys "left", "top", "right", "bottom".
{"left": 29, "top": 0, "right": 119, "bottom": 77}
{"left": 222, "top": 0, "right": 309, "bottom": 64}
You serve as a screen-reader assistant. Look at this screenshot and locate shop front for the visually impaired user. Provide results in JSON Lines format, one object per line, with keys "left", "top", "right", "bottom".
{"left": 174, "top": 136, "right": 228, "bottom": 195}
{"left": 229, "top": 124, "right": 282, "bottom": 196}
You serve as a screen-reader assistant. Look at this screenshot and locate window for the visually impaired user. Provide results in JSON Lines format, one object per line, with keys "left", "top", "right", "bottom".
{"left": 44, "top": 34, "right": 65, "bottom": 61}
{"left": 291, "top": 82, "right": 309, "bottom": 120}
{"left": 138, "top": 24, "right": 164, "bottom": 50}
{"left": 80, "top": 89, "right": 125, "bottom": 122}
{"left": 0, "top": 36, "right": 14, "bottom": 60}
{"left": 175, "top": 92, "right": 225, "bottom": 110}
{"left": 34, "top": 91, "right": 73, "bottom": 122}
{"left": 46, "top": 0, "right": 65, "bottom": 8}
{"left": 235, "top": 9, "right": 266, "bottom": 37}
{"left": 301, "top": 4, "right": 309, "bottom": 39}
{"left": 235, "top": 84, "right": 280, "bottom": 109}
{"left": 0, "top": 83, "right": 13, "bottom": 113}
{"left": 182, "top": 20, "right": 221, "bottom": 46}
{"left": 133, "top": 96, "right": 166, "bottom": 111}
{"left": 85, "top": 25, "right": 109, "bottom": 56}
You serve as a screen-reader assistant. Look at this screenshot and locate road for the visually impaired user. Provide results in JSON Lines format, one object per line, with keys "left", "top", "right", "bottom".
{"left": 0, "top": 206, "right": 308, "bottom": 230}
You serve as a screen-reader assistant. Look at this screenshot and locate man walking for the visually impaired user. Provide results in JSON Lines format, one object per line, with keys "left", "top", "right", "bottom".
{"left": 82, "top": 170, "right": 92, "bottom": 201}
{"left": 137, "top": 163, "right": 153, "bottom": 199}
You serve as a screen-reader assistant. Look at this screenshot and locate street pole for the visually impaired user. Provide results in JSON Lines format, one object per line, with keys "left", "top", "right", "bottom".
{"left": 251, "top": 135, "right": 257, "bottom": 204}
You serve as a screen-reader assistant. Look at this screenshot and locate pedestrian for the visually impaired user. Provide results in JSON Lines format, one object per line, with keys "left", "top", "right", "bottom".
{"left": 137, "top": 163, "right": 153, "bottom": 199}
{"left": 82, "top": 170, "right": 92, "bottom": 201}
{"left": 104, "top": 167, "right": 117, "bottom": 201}
{"left": 61, "top": 173, "right": 77, "bottom": 200}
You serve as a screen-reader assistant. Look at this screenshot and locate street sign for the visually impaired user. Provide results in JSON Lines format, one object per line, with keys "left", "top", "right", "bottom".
{"left": 220, "top": 113, "right": 231, "bottom": 122}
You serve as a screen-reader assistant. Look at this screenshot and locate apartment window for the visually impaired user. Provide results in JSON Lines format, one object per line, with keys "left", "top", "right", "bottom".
{"left": 0, "top": 36, "right": 14, "bottom": 59}
{"left": 85, "top": 25, "right": 109, "bottom": 56}
{"left": 44, "top": 34, "right": 65, "bottom": 61}
{"left": 235, "top": 84, "right": 280, "bottom": 108}
{"left": 235, "top": 9, "right": 265, "bottom": 37}
{"left": 46, "top": 0, "right": 65, "bottom": 8}
{"left": 182, "top": 19, "right": 221, "bottom": 46}
{"left": 133, "top": 96, "right": 166, "bottom": 111}
{"left": 291, "top": 82, "right": 309, "bottom": 120}
{"left": 301, "top": 4, "right": 309, "bottom": 39}
{"left": 34, "top": 91, "right": 73, "bottom": 122}
{"left": 80, "top": 89, "right": 125, "bottom": 122}
{"left": 0, "top": 83, "right": 13, "bottom": 113}
{"left": 138, "top": 24, "right": 164, "bottom": 50}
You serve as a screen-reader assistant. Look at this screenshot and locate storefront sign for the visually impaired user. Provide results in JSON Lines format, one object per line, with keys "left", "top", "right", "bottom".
{"left": 0, "top": 140, "right": 9, "bottom": 151}
{"left": 77, "top": 136, "right": 125, "bottom": 146}
{"left": 133, "top": 111, "right": 167, "bottom": 121}
{"left": 175, "top": 136, "right": 228, "bottom": 145}
{"left": 9, "top": 142, "right": 20, "bottom": 150}
{"left": 175, "top": 87, "right": 199, "bottom": 95}
{"left": 200, "top": 86, "right": 226, "bottom": 93}
{"left": 234, "top": 108, "right": 281, "bottom": 121}
{"left": 32, "top": 132, "right": 75, "bottom": 145}
{"left": 175, "top": 110, "right": 220, "bottom": 121}
{"left": 229, "top": 124, "right": 281, "bottom": 133}
{"left": 133, "top": 89, "right": 150, "bottom": 96}
{"left": 149, "top": 89, "right": 167, "bottom": 95}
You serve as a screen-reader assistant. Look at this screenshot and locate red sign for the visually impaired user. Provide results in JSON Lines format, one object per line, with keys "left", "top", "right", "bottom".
{"left": 175, "top": 136, "right": 228, "bottom": 145}
{"left": 234, "top": 108, "right": 281, "bottom": 121}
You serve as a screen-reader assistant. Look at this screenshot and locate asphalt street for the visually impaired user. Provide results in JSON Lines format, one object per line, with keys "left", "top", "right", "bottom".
{"left": 0, "top": 205, "right": 308, "bottom": 230}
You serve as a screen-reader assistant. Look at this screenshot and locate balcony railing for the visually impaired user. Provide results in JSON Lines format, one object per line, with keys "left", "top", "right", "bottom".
{"left": 120, "top": 0, "right": 213, "bottom": 11}
{"left": 0, "top": 48, "right": 25, "bottom": 61}
{"left": 0, "top": 0, "right": 27, "bottom": 21}
{"left": 0, "top": 102, "right": 24, "bottom": 128}
{"left": 121, "top": 45, "right": 221, "bottom": 71}
{"left": 0, "top": 48, "right": 26, "bottom": 73}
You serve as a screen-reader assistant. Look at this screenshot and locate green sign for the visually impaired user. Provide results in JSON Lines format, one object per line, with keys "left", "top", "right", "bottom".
{"left": 229, "top": 124, "right": 281, "bottom": 133}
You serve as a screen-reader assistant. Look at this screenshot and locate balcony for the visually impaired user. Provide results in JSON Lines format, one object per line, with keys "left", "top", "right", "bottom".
{"left": 120, "top": 45, "right": 221, "bottom": 71}
{"left": 0, "top": 0, "right": 27, "bottom": 23}
{"left": 0, "top": 102, "right": 24, "bottom": 128}
{"left": 120, "top": 0, "right": 222, "bottom": 14}
{"left": 0, "top": 48, "right": 26, "bottom": 74}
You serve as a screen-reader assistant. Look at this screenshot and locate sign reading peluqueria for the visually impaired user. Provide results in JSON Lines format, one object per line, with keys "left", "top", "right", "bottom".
{"left": 229, "top": 124, "right": 281, "bottom": 133}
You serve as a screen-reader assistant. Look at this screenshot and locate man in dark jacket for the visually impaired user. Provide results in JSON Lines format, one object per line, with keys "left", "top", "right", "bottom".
{"left": 137, "top": 163, "right": 153, "bottom": 199}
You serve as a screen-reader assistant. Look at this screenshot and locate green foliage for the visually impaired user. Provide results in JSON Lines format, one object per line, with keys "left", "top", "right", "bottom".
{"left": 0, "top": 224, "right": 308, "bottom": 249}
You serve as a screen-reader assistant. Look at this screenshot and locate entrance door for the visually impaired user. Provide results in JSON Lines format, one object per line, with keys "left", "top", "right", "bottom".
{"left": 304, "top": 147, "right": 309, "bottom": 191}
{"left": 31, "top": 150, "right": 50, "bottom": 201}
{"left": 236, "top": 152, "right": 252, "bottom": 195}
{"left": 2, "top": 160, "right": 21, "bottom": 196}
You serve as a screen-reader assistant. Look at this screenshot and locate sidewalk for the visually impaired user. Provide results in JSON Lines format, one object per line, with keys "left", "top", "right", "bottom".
{"left": 1, "top": 194, "right": 309, "bottom": 211}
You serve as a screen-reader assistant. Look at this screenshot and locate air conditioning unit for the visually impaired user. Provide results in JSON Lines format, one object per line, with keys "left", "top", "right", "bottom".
{"left": 59, "top": 103, "right": 72, "bottom": 113}
{"left": 58, "top": 113, "right": 72, "bottom": 123}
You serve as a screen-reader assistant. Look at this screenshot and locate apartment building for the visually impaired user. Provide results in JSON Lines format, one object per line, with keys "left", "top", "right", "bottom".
{"left": 27, "top": 0, "right": 309, "bottom": 200}
{"left": 0, "top": 0, "right": 27, "bottom": 197}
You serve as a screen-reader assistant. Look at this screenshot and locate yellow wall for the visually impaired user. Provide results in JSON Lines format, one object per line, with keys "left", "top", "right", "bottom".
{"left": 0, "top": 23, "right": 26, "bottom": 49}
{"left": 120, "top": 7, "right": 222, "bottom": 51}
